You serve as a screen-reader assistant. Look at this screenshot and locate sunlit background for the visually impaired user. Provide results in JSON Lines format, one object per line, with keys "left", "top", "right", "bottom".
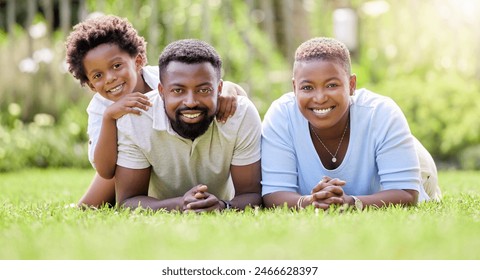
{"left": 0, "top": 0, "right": 479, "bottom": 171}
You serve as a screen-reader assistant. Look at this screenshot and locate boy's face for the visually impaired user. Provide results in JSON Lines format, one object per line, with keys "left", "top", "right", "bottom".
{"left": 293, "top": 59, "right": 356, "bottom": 131}
{"left": 83, "top": 43, "right": 142, "bottom": 102}
{"left": 158, "top": 61, "right": 222, "bottom": 140}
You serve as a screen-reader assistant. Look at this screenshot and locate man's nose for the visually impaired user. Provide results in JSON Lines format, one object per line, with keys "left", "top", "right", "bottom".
{"left": 183, "top": 91, "right": 199, "bottom": 108}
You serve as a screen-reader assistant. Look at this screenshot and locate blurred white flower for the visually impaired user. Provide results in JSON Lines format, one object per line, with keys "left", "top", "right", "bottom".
{"left": 29, "top": 22, "right": 47, "bottom": 39}
{"left": 33, "top": 48, "right": 54, "bottom": 64}
{"left": 59, "top": 59, "right": 69, "bottom": 74}
{"left": 86, "top": 12, "right": 105, "bottom": 20}
{"left": 34, "top": 113, "right": 55, "bottom": 127}
{"left": 19, "top": 57, "right": 39, "bottom": 73}
{"left": 361, "top": 1, "right": 390, "bottom": 17}
{"left": 68, "top": 122, "right": 81, "bottom": 135}
{"left": 8, "top": 103, "right": 21, "bottom": 117}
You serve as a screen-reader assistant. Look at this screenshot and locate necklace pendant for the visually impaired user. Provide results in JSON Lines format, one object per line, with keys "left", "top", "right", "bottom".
{"left": 332, "top": 157, "right": 337, "bottom": 163}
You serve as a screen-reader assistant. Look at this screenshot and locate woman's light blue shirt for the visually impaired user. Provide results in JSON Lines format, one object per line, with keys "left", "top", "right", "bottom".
{"left": 261, "top": 88, "right": 428, "bottom": 201}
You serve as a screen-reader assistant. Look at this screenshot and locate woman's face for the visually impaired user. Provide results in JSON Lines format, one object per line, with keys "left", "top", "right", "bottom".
{"left": 293, "top": 59, "right": 356, "bottom": 132}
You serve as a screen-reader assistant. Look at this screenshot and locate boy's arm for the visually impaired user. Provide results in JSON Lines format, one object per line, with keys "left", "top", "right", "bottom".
{"left": 94, "top": 92, "right": 152, "bottom": 179}
{"left": 93, "top": 114, "right": 118, "bottom": 179}
{"left": 216, "top": 81, "right": 247, "bottom": 123}
{"left": 78, "top": 173, "right": 116, "bottom": 208}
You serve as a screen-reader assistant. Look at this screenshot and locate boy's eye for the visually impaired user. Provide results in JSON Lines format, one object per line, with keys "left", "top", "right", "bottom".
{"left": 113, "top": 63, "right": 121, "bottom": 69}
{"left": 326, "top": 83, "right": 338, "bottom": 88}
{"left": 92, "top": 73, "right": 102, "bottom": 80}
{"left": 172, "top": 88, "right": 183, "bottom": 94}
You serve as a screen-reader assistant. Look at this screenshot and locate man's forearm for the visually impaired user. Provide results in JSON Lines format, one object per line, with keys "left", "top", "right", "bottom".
{"left": 120, "top": 196, "right": 184, "bottom": 212}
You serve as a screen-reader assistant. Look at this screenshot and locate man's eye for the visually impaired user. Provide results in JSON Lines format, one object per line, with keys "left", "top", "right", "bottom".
{"left": 198, "top": 88, "right": 212, "bottom": 94}
{"left": 301, "top": 85, "right": 313, "bottom": 90}
{"left": 172, "top": 89, "right": 183, "bottom": 94}
{"left": 326, "top": 83, "right": 338, "bottom": 88}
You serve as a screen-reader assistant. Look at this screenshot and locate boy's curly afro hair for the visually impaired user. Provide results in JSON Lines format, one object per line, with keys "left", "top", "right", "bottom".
{"left": 65, "top": 15, "right": 147, "bottom": 86}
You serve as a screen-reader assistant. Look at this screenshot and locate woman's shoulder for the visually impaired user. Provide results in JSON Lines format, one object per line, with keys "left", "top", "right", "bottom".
{"left": 352, "top": 88, "right": 398, "bottom": 110}
{"left": 267, "top": 92, "right": 296, "bottom": 113}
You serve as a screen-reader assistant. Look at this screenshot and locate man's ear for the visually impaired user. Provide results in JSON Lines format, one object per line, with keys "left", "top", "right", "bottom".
{"left": 217, "top": 79, "right": 223, "bottom": 96}
{"left": 157, "top": 82, "right": 164, "bottom": 99}
{"left": 349, "top": 74, "right": 357, "bottom": 96}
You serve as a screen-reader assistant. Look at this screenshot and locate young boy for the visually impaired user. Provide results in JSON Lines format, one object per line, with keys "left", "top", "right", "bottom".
{"left": 65, "top": 15, "right": 244, "bottom": 208}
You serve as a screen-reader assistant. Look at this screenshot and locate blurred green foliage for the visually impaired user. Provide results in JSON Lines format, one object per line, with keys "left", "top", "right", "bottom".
{"left": 0, "top": 0, "right": 480, "bottom": 171}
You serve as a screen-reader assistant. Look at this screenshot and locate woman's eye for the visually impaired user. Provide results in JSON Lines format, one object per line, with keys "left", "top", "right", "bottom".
{"left": 92, "top": 73, "right": 101, "bottom": 80}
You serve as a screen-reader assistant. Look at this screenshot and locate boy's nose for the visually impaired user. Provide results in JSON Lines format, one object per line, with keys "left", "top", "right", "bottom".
{"left": 105, "top": 71, "right": 117, "bottom": 83}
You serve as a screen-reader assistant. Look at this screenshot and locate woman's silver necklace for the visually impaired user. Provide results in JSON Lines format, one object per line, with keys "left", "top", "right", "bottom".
{"left": 310, "top": 121, "right": 349, "bottom": 163}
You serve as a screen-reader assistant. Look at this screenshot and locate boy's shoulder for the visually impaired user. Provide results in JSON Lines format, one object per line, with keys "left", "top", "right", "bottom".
{"left": 142, "top": 65, "right": 160, "bottom": 89}
{"left": 86, "top": 93, "right": 114, "bottom": 115}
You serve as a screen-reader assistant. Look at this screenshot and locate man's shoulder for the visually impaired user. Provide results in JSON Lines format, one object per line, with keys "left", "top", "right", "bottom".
{"left": 117, "top": 91, "right": 160, "bottom": 130}
{"left": 216, "top": 96, "right": 261, "bottom": 134}
{"left": 230, "top": 96, "right": 261, "bottom": 122}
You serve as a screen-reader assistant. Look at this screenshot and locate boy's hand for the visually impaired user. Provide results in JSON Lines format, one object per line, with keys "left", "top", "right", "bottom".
{"left": 216, "top": 81, "right": 246, "bottom": 123}
{"left": 104, "top": 92, "right": 152, "bottom": 120}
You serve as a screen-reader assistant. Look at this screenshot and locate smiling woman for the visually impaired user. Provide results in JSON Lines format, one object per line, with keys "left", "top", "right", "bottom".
{"left": 261, "top": 37, "right": 441, "bottom": 211}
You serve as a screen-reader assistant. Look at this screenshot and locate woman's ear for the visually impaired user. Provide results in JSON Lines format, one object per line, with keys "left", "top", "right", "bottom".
{"left": 349, "top": 74, "right": 357, "bottom": 96}
{"left": 292, "top": 77, "right": 296, "bottom": 94}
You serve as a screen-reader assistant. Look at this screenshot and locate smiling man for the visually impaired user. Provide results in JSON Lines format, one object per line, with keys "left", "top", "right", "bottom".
{"left": 114, "top": 39, "right": 262, "bottom": 212}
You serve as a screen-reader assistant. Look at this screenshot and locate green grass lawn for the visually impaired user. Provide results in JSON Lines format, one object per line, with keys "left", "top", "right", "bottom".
{"left": 0, "top": 168, "right": 479, "bottom": 260}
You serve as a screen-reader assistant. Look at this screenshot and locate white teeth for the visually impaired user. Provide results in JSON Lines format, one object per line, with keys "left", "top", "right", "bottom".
{"left": 313, "top": 107, "right": 333, "bottom": 114}
{"left": 108, "top": 84, "right": 123, "bottom": 93}
{"left": 182, "top": 113, "right": 201, "bottom": 119}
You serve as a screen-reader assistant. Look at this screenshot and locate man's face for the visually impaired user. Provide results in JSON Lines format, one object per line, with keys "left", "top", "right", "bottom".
{"left": 158, "top": 61, "right": 222, "bottom": 140}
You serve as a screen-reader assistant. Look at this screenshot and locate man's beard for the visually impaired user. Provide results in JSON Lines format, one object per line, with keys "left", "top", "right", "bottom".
{"left": 169, "top": 107, "right": 215, "bottom": 140}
